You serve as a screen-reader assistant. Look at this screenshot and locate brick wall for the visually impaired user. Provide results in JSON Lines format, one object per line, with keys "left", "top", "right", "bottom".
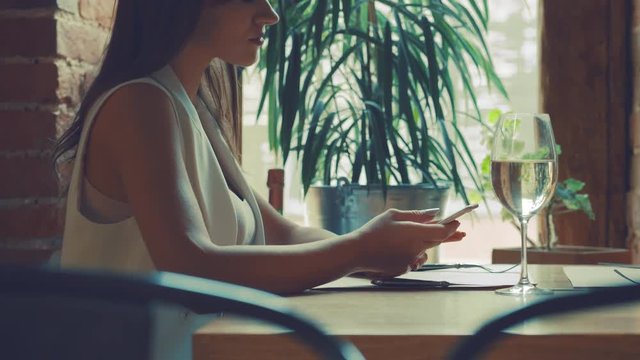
{"left": 0, "top": 0, "right": 113, "bottom": 264}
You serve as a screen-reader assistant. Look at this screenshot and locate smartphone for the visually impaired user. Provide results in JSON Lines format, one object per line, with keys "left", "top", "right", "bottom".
{"left": 438, "top": 203, "right": 479, "bottom": 224}
{"left": 371, "top": 278, "right": 450, "bottom": 289}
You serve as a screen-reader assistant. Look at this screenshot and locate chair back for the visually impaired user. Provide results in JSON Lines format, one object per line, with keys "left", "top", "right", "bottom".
{"left": 0, "top": 266, "right": 364, "bottom": 360}
{"left": 0, "top": 294, "right": 151, "bottom": 359}
{"left": 449, "top": 285, "right": 640, "bottom": 360}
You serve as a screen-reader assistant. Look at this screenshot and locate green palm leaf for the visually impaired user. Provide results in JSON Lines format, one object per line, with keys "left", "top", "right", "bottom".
{"left": 261, "top": 0, "right": 506, "bottom": 201}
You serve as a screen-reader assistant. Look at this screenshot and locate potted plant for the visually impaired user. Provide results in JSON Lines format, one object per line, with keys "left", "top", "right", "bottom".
{"left": 536, "top": 177, "right": 594, "bottom": 250}
{"left": 258, "top": 0, "right": 506, "bottom": 235}
{"left": 480, "top": 110, "right": 630, "bottom": 263}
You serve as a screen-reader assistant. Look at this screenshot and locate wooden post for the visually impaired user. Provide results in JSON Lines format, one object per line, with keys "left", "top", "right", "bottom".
{"left": 540, "top": 0, "right": 632, "bottom": 248}
{"left": 267, "top": 169, "right": 284, "bottom": 214}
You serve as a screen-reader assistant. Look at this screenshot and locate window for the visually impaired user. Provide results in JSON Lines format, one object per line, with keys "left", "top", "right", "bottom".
{"left": 241, "top": 0, "right": 539, "bottom": 264}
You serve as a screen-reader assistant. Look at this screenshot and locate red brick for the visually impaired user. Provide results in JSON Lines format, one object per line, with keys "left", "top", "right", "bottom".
{"left": 0, "top": 63, "right": 58, "bottom": 102}
{"left": 57, "top": 18, "right": 108, "bottom": 64}
{"left": 0, "top": 202, "right": 63, "bottom": 238}
{"left": 0, "top": 17, "right": 56, "bottom": 57}
{"left": 0, "top": 249, "right": 57, "bottom": 265}
{"left": 78, "top": 0, "right": 115, "bottom": 28}
{"left": 0, "top": 63, "right": 92, "bottom": 105}
{"left": 0, "top": 156, "right": 60, "bottom": 197}
{"left": 0, "top": 0, "right": 57, "bottom": 9}
{"left": 0, "top": 0, "right": 76, "bottom": 12}
{"left": 0, "top": 110, "right": 58, "bottom": 151}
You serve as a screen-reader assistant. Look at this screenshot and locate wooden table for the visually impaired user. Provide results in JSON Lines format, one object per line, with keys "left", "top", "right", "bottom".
{"left": 193, "top": 265, "right": 640, "bottom": 359}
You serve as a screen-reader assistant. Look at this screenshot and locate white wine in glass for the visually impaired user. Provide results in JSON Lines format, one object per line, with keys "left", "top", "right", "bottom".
{"left": 491, "top": 113, "right": 558, "bottom": 296}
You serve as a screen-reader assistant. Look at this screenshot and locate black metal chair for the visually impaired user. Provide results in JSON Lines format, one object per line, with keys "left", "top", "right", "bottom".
{"left": 0, "top": 266, "right": 364, "bottom": 360}
{"left": 449, "top": 284, "right": 640, "bottom": 360}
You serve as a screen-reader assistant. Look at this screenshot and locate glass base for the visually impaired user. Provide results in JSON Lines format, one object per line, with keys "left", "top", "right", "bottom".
{"left": 495, "top": 282, "right": 553, "bottom": 296}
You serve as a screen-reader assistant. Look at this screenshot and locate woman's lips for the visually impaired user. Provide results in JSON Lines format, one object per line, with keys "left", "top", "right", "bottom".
{"left": 249, "top": 34, "right": 265, "bottom": 46}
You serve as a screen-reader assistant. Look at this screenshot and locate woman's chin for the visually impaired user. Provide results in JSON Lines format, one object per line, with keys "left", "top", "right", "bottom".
{"left": 237, "top": 57, "right": 259, "bottom": 67}
{"left": 224, "top": 52, "right": 259, "bottom": 67}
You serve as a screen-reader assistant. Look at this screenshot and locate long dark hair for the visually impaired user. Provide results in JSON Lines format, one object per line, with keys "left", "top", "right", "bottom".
{"left": 53, "top": 0, "right": 241, "bottom": 180}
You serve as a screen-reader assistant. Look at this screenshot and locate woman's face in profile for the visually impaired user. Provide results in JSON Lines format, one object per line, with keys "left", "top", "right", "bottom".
{"left": 192, "top": 0, "right": 279, "bottom": 67}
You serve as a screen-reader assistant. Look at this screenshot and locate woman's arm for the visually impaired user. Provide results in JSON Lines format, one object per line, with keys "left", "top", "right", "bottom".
{"left": 253, "top": 191, "right": 337, "bottom": 245}
{"left": 99, "top": 84, "right": 462, "bottom": 294}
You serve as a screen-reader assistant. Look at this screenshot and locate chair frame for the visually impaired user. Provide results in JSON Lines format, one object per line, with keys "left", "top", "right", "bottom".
{"left": 449, "top": 284, "right": 640, "bottom": 360}
{"left": 0, "top": 266, "right": 364, "bottom": 360}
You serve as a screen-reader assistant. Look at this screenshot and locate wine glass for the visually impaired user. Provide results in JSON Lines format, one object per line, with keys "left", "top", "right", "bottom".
{"left": 491, "top": 113, "right": 558, "bottom": 296}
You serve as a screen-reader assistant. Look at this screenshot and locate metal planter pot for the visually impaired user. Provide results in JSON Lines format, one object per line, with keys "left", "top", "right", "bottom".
{"left": 305, "top": 182, "right": 450, "bottom": 235}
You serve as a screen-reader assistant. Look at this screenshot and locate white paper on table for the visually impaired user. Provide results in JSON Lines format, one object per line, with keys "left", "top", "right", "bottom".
{"left": 563, "top": 265, "right": 640, "bottom": 287}
{"left": 314, "top": 265, "right": 521, "bottom": 290}
{"left": 398, "top": 265, "right": 520, "bottom": 288}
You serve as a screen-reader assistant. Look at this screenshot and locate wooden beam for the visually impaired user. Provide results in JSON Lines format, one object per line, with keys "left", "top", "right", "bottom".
{"left": 540, "top": 0, "right": 631, "bottom": 248}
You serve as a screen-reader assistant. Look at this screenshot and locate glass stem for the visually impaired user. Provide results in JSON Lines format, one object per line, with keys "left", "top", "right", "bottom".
{"left": 519, "top": 217, "right": 531, "bottom": 286}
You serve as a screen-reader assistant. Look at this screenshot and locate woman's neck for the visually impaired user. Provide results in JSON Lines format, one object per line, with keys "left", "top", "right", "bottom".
{"left": 169, "top": 52, "right": 212, "bottom": 102}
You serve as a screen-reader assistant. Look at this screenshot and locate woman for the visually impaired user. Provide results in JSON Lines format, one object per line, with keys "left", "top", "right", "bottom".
{"left": 54, "top": 0, "right": 466, "bottom": 295}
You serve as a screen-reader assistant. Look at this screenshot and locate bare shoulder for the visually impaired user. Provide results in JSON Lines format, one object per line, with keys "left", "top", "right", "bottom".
{"left": 86, "top": 80, "right": 182, "bottom": 201}
{"left": 89, "top": 80, "right": 183, "bottom": 163}
{"left": 93, "top": 81, "right": 176, "bottom": 135}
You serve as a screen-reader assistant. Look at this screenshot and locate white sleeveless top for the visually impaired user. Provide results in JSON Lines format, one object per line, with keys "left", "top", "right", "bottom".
{"left": 61, "top": 65, "right": 265, "bottom": 273}
{"left": 80, "top": 176, "right": 255, "bottom": 244}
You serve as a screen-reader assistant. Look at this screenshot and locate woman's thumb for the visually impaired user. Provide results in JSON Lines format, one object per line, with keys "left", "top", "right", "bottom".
{"left": 390, "top": 208, "right": 440, "bottom": 222}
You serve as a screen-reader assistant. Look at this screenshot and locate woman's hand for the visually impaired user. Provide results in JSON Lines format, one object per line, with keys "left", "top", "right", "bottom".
{"left": 349, "top": 208, "right": 466, "bottom": 279}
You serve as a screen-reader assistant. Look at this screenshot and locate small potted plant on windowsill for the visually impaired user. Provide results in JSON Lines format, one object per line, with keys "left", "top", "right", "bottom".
{"left": 479, "top": 110, "right": 631, "bottom": 264}
{"left": 258, "top": 0, "right": 506, "bottom": 239}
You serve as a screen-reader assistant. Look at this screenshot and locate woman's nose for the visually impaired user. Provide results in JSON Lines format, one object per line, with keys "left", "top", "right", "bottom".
{"left": 256, "top": 2, "right": 279, "bottom": 26}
